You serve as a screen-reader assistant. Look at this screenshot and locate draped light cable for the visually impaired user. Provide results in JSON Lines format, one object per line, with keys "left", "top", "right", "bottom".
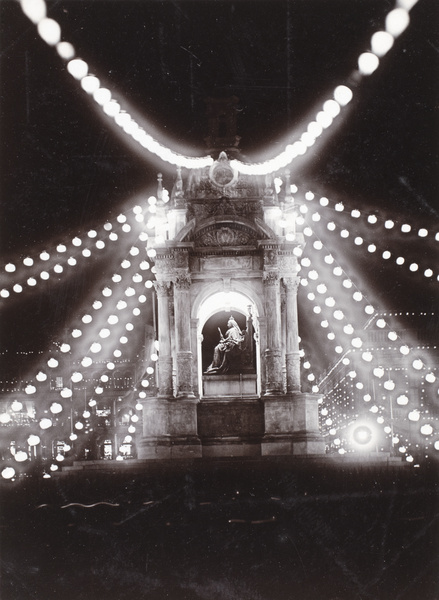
{"left": 18, "top": 0, "right": 420, "bottom": 174}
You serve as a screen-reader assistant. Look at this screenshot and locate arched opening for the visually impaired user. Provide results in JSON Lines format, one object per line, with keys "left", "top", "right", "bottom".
{"left": 197, "top": 291, "right": 260, "bottom": 398}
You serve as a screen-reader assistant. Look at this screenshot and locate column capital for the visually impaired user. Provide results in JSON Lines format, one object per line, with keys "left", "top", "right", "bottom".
{"left": 174, "top": 272, "right": 191, "bottom": 290}
{"left": 282, "top": 276, "right": 300, "bottom": 293}
{"left": 154, "top": 280, "right": 172, "bottom": 297}
{"left": 263, "top": 271, "right": 279, "bottom": 286}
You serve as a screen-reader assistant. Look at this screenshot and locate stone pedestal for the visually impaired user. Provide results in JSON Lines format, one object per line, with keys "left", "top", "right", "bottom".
{"left": 202, "top": 374, "right": 258, "bottom": 398}
{"left": 261, "top": 392, "right": 325, "bottom": 456}
{"left": 198, "top": 398, "right": 264, "bottom": 458}
{"left": 138, "top": 398, "right": 201, "bottom": 460}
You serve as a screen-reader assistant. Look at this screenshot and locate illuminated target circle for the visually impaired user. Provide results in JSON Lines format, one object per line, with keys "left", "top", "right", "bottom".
{"left": 350, "top": 422, "right": 377, "bottom": 451}
{"left": 353, "top": 425, "right": 373, "bottom": 446}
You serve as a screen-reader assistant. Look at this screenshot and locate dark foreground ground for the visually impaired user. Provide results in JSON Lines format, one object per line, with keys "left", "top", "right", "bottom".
{"left": 1, "top": 457, "right": 438, "bottom": 600}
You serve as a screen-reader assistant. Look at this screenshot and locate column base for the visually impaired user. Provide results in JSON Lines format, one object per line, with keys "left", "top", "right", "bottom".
{"left": 261, "top": 393, "right": 325, "bottom": 456}
{"left": 138, "top": 397, "right": 201, "bottom": 460}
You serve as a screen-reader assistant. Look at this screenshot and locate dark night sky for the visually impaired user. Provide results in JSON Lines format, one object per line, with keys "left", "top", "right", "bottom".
{"left": 0, "top": 0, "right": 438, "bottom": 375}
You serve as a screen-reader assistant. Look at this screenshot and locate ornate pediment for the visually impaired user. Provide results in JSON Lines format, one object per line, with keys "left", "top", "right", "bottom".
{"left": 194, "top": 223, "right": 258, "bottom": 248}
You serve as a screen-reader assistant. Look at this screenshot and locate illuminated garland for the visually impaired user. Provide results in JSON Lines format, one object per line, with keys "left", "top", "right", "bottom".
{"left": 18, "top": 0, "right": 420, "bottom": 174}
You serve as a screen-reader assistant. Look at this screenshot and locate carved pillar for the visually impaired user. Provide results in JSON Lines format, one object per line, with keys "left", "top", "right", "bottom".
{"left": 283, "top": 276, "right": 301, "bottom": 393}
{"left": 173, "top": 272, "right": 194, "bottom": 397}
{"left": 154, "top": 280, "right": 173, "bottom": 397}
{"left": 263, "top": 271, "right": 283, "bottom": 394}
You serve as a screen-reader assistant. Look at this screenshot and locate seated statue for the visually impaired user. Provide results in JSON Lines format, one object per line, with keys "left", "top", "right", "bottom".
{"left": 205, "top": 317, "right": 245, "bottom": 375}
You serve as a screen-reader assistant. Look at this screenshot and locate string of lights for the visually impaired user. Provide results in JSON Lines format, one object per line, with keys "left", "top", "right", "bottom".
{"left": 19, "top": 0, "right": 419, "bottom": 174}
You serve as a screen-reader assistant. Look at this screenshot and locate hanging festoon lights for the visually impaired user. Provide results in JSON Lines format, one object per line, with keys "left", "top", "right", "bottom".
{"left": 18, "top": 0, "right": 420, "bottom": 174}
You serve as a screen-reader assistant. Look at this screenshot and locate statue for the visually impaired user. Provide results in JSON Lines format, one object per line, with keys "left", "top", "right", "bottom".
{"left": 205, "top": 316, "right": 245, "bottom": 375}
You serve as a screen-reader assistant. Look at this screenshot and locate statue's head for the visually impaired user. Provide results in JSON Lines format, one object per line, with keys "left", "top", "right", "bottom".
{"left": 228, "top": 316, "right": 237, "bottom": 327}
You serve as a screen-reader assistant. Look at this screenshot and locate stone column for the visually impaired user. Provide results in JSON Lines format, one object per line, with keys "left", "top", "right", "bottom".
{"left": 154, "top": 280, "right": 173, "bottom": 397}
{"left": 173, "top": 272, "right": 194, "bottom": 397}
{"left": 283, "top": 276, "right": 301, "bottom": 393}
{"left": 263, "top": 271, "right": 283, "bottom": 394}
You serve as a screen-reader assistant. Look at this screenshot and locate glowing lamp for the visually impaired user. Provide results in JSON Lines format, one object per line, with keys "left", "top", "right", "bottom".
{"left": 71, "top": 372, "right": 83, "bottom": 383}
{"left": 48, "top": 358, "right": 58, "bottom": 368}
{"left": 333, "top": 310, "right": 344, "bottom": 320}
{"left": 82, "top": 314, "right": 92, "bottom": 324}
{"left": 67, "top": 59, "right": 88, "bottom": 80}
{"left": 358, "top": 52, "right": 379, "bottom": 75}
{"left": 59, "top": 388, "right": 72, "bottom": 399}
{"left": 146, "top": 367, "right": 155, "bottom": 375}
{"left": 333, "top": 85, "right": 353, "bottom": 106}
{"left": 408, "top": 410, "right": 420, "bottom": 422}
{"left": 93, "top": 87, "right": 112, "bottom": 105}
{"left": 83, "top": 410, "right": 91, "bottom": 419}
{"left": 399, "top": 345, "right": 410, "bottom": 355}
{"left": 103, "top": 100, "right": 121, "bottom": 117}
{"left": 434, "top": 441, "right": 439, "bottom": 451}
{"left": 316, "top": 111, "right": 332, "bottom": 128}
{"left": 362, "top": 352, "right": 373, "bottom": 362}
{"left": 385, "top": 8, "right": 410, "bottom": 37}
{"left": 81, "top": 356, "right": 93, "bottom": 367}
{"left": 13, "top": 285, "right": 23, "bottom": 293}
{"left": 107, "top": 362, "right": 115, "bottom": 370}
{"left": 351, "top": 338, "right": 363, "bottom": 348}
{"left": 95, "top": 387, "right": 103, "bottom": 394}
{"left": 57, "top": 42, "right": 75, "bottom": 60}
{"left": 81, "top": 75, "right": 100, "bottom": 94}
{"left": 136, "top": 403, "right": 143, "bottom": 411}
{"left": 23, "top": 257, "right": 33, "bottom": 266}
{"left": 131, "top": 415, "right": 139, "bottom": 423}
{"left": 2, "top": 467, "right": 15, "bottom": 480}
{"left": 353, "top": 425, "right": 373, "bottom": 445}
{"left": 373, "top": 367, "right": 384, "bottom": 378}
{"left": 370, "top": 405, "right": 379, "bottom": 414}
{"left": 420, "top": 424, "right": 433, "bottom": 436}
{"left": 36, "top": 371, "right": 47, "bottom": 382}
{"left": 301, "top": 132, "right": 315, "bottom": 147}
{"left": 15, "top": 450, "right": 28, "bottom": 462}
{"left": 99, "top": 328, "right": 111, "bottom": 339}
{"left": 396, "top": 0, "right": 419, "bottom": 9}
{"left": 412, "top": 359, "right": 423, "bottom": 370}
{"left": 27, "top": 434, "right": 40, "bottom": 446}
{"left": 50, "top": 464, "right": 59, "bottom": 471}
{"left": 20, "top": 0, "right": 46, "bottom": 23}
{"left": 425, "top": 372, "right": 436, "bottom": 383}
{"left": 117, "top": 300, "right": 127, "bottom": 310}
{"left": 75, "top": 422, "right": 84, "bottom": 430}
{"left": 25, "top": 384, "right": 36, "bottom": 394}
{"left": 40, "top": 418, "right": 53, "bottom": 429}
{"left": 37, "top": 18, "right": 61, "bottom": 45}
{"left": 90, "top": 342, "right": 102, "bottom": 354}
{"left": 5, "top": 263, "right": 16, "bottom": 272}
{"left": 383, "top": 380, "right": 395, "bottom": 391}
{"left": 371, "top": 31, "right": 394, "bottom": 57}
{"left": 11, "top": 400, "right": 23, "bottom": 412}
{"left": 395, "top": 395, "right": 408, "bottom": 407}
{"left": 50, "top": 402, "right": 63, "bottom": 414}
{"left": 69, "top": 433, "right": 78, "bottom": 441}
